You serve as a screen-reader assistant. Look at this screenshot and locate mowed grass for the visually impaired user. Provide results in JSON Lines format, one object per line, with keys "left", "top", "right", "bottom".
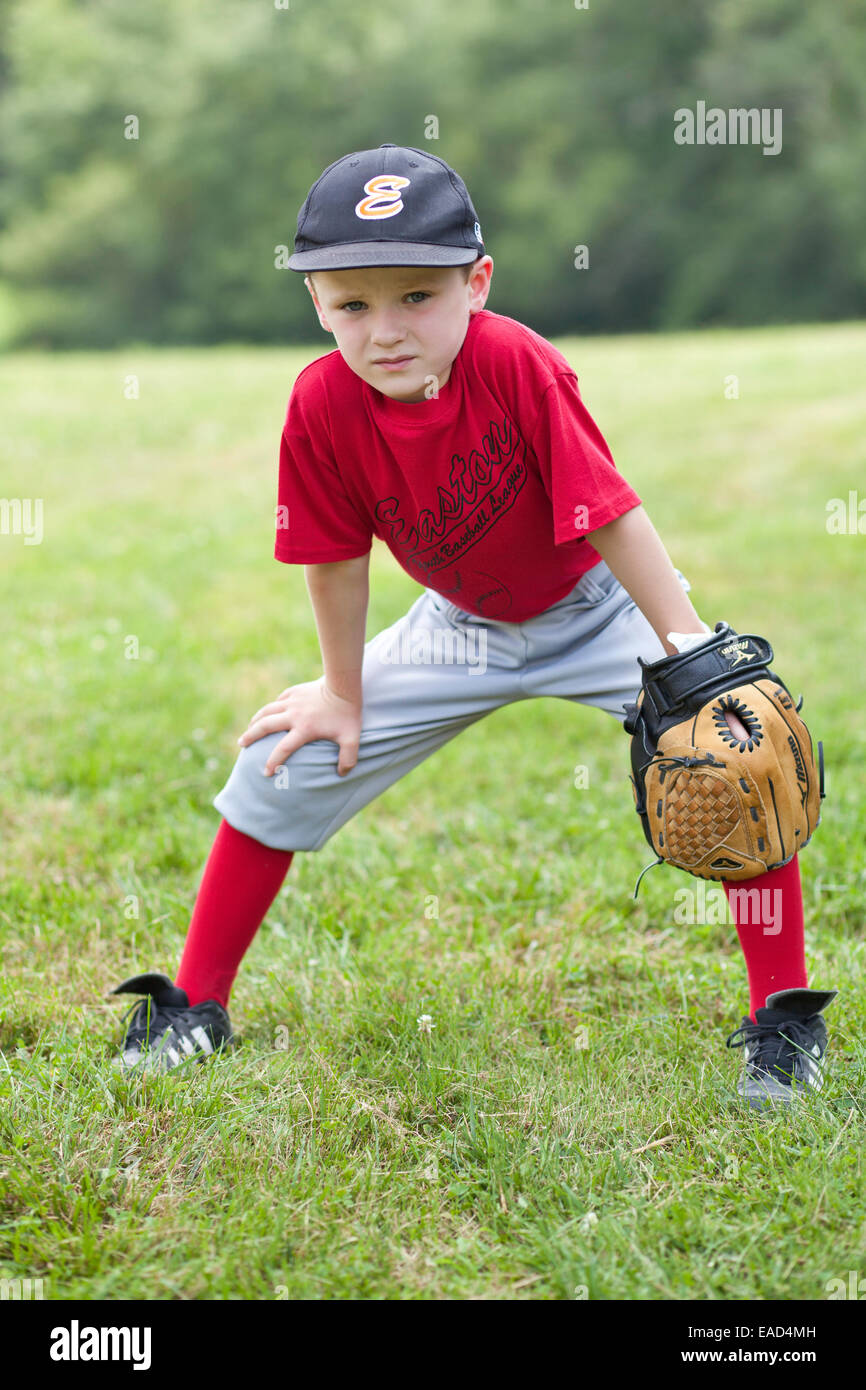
{"left": 0, "top": 322, "right": 864, "bottom": 1301}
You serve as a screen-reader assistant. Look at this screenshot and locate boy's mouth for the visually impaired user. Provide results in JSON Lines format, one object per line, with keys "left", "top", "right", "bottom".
{"left": 372, "top": 355, "right": 416, "bottom": 371}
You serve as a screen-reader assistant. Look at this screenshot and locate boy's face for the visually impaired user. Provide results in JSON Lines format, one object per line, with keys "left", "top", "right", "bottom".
{"left": 304, "top": 257, "right": 493, "bottom": 402}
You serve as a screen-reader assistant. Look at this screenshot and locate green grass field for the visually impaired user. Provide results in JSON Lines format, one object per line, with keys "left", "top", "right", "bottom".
{"left": 1, "top": 322, "right": 864, "bottom": 1301}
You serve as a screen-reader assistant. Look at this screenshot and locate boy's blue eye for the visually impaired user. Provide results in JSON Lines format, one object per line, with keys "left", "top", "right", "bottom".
{"left": 339, "top": 292, "right": 429, "bottom": 311}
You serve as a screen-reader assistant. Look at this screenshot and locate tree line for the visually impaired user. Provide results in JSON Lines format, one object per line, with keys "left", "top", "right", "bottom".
{"left": 0, "top": 0, "right": 863, "bottom": 347}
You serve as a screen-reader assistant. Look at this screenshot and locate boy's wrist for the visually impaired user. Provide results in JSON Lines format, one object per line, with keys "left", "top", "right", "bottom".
{"left": 322, "top": 671, "right": 363, "bottom": 706}
{"left": 666, "top": 623, "right": 713, "bottom": 655}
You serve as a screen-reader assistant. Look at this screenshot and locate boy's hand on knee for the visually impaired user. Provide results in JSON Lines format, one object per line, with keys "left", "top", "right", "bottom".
{"left": 237, "top": 678, "right": 363, "bottom": 777}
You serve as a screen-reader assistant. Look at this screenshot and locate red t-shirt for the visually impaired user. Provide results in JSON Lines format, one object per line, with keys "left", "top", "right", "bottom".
{"left": 274, "top": 308, "right": 641, "bottom": 621}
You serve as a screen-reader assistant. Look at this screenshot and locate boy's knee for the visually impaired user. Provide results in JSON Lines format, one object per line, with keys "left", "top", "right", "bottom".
{"left": 226, "top": 731, "right": 315, "bottom": 795}
{"left": 214, "top": 732, "right": 290, "bottom": 813}
{"left": 212, "top": 730, "right": 352, "bottom": 847}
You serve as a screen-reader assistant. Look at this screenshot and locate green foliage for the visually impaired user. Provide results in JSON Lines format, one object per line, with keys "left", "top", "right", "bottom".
{"left": 0, "top": 0, "right": 864, "bottom": 345}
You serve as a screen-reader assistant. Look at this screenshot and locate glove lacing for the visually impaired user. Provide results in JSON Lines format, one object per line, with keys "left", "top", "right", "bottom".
{"left": 639, "top": 751, "right": 727, "bottom": 779}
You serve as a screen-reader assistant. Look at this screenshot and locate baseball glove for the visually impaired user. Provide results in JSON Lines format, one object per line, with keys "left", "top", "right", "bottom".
{"left": 623, "top": 622, "right": 824, "bottom": 883}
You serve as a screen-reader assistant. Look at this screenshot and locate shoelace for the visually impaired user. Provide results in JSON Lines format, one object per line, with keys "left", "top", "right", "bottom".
{"left": 726, "top": 1016, "right": 819, "bottom": 1078}
{"left": 120, "top": 996, "right": 185, "bottom": 1048}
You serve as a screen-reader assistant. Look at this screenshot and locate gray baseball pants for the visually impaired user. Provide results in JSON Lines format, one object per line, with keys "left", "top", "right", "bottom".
{"left": 213, "top": 559, "right": 695, "bottom": 852}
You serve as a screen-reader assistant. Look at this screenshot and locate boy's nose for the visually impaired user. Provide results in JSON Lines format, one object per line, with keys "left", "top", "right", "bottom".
{"left": 370, "top": 313, "right": 407, "bottom": 347}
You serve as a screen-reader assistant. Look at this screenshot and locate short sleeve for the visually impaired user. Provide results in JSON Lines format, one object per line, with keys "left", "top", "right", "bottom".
{"left": 274, "top": 399, "right": 373, "bottom": 565}
{"left": 530, "top": 372, "right": 641, "bottom": 545}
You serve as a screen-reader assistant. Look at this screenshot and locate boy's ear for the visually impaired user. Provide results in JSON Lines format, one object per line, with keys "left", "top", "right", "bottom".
{"left": 304, "top": 274, "right": 332, "bottom": 334}
{"left": 467, "top": 255, "right": 494, "bottom": 313}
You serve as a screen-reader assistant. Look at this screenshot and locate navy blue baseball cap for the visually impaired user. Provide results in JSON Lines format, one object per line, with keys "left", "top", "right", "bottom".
{"left": 287, "top": 143, "right": 485, "bottom": 272}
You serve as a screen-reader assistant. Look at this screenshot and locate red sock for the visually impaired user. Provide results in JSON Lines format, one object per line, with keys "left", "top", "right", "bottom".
{"left": 175, "top": 819, "right": 294, "bottom": 1008}
{"left": 723, "top": 856, "right": 808, "bottom": 1020}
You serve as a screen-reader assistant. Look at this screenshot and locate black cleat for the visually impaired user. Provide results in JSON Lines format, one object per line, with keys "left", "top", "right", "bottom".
{"left": 726, "top": 987, "right": 837, "bottom": 1110}
{"left": 111, "top": 972, "right": 233, "bottom": 1073}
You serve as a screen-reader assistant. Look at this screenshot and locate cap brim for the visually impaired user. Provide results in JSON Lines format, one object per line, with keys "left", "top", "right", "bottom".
{"left": 287, "top": 240, "right": 482, "bottom": 272}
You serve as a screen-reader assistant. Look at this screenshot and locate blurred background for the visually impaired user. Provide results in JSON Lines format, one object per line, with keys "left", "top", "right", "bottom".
{"left": 1, "top": 0, "right": 864, "bottom": 349}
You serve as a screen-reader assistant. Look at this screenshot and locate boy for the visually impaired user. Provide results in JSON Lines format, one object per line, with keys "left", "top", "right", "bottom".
{"left": 112, "top": 144, "right": 836, "bottom": 1107}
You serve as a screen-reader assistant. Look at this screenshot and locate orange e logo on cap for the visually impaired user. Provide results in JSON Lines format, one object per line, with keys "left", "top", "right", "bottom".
{"left": 355, "top": 175, "right": 411, "bottom": 220}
